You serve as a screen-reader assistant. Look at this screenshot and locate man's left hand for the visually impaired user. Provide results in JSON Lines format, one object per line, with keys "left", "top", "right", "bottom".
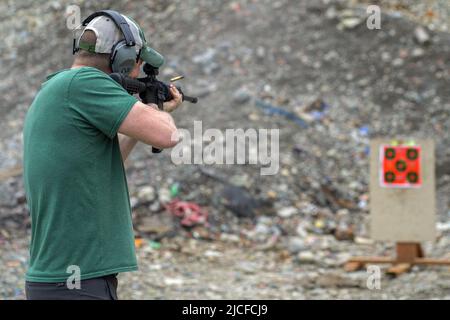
{"left": 163, "top": 84, "right": 183, "bottom": 113}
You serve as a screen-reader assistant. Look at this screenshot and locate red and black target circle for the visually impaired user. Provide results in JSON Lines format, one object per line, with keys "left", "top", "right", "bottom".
{"left": 385, "top": 148, "right": 396, "bottom": 160}
{"left": 407, "top": 172, "right": 418, "bottom": 183}
{"left": 381, "top": 145, "right": 421, "bottom": 187}
{"left": 384, "top": 171, "right": 396, "bottom": 183}
{"left": 395, "top": 160, "right": 407, "bottom": 172}
{"left": 407, "top": 148, "right": 418, "bottom": 160}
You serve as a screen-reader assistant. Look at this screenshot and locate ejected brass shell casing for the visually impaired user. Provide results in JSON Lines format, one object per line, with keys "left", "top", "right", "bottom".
{"left": 170, "top": 75, "right": 185, "bottom": 82}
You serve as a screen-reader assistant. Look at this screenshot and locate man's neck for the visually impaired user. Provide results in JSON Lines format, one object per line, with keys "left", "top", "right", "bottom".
{"left": 71, "top": 63, "right": 111, "bottom": 74}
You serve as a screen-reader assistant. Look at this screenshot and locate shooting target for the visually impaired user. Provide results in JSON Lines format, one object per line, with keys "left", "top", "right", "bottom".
{"left": 380, "top": 144, "right": 422, "bottom": 188}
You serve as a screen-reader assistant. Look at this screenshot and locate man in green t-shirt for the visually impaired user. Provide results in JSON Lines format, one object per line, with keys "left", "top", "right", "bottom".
{"left": 23, "top": 11, "right": 182, "bottom": 299}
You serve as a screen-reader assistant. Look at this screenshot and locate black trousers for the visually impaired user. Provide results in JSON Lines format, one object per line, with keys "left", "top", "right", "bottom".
{"left": 25, "top": 274, "right": 118, "bottom": 300}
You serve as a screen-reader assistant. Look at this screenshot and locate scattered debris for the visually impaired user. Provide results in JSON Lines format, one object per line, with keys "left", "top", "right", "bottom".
{"left": 337, "top": 9, "right": 364, "bottom": 30}
{"left": 277, "top": 206, "right": 298, "bottom": 218}
{"left": 165, "top": 200, "right": 209, "bottom": 228}
{"left": 232, "top": 87, "right": 252, "bottom": 105}
{"left": 414, "top": 26, "right": 431, "bottom": 45}
{"left": 255, "top": 99, "right": 308, "bottom": 128}
{"left": 137, "top": 186, "right": 156, "bottom": 204}
{"left": 0, "top": 166, "right": 23, "bottom": 182}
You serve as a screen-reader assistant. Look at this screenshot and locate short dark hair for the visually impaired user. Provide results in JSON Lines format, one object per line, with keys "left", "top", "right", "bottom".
{"left": 74, "top": 30, "right": 111, "bottom": 72}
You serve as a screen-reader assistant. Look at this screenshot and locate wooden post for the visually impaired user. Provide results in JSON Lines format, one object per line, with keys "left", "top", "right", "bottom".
{"left": 395, "top": 242, "right": 423, "bottom": 263}
{"left": 345, "top": 242, "right": 450, "bottom": 275}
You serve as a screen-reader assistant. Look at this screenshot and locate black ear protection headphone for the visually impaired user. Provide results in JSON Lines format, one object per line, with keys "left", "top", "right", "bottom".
{"left": 73, "top": 10, "right": 141, "bottom": 75}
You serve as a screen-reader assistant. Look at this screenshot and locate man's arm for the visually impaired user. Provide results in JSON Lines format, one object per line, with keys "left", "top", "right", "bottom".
{"left": 118, "top": 84, "right": 182, "bottom": 160}
{"left": 118, "top": 101, "right": 179, "bottom": 148}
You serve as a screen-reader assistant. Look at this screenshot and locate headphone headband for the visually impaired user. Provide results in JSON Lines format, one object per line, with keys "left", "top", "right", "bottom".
{"left": 74, "top": 10, "right": 139, "bottom": 75}
{"left": 82, "top": 10, "right": 135, "bottom": 47}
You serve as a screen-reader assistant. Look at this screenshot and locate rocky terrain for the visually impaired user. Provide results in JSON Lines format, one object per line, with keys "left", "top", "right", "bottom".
{"left": 0, "top": 0, "right": 449, "bottom": 299}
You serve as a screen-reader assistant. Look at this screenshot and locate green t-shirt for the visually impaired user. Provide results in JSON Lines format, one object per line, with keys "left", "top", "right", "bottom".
{"left": 23, "top": 67, "right": 139, "bottom": 282}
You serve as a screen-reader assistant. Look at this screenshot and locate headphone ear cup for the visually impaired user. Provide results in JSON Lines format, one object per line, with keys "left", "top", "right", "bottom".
{"left": 110, "top": 40, "right": 137, "bottom": 75}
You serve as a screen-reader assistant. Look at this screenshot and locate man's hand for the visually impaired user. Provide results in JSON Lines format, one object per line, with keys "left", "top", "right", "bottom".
{"left": 163, "top": 84, "right": 183, "bottom": 113}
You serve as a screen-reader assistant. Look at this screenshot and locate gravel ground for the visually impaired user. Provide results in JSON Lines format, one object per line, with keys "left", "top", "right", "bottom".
{"left": 2, "top": 235, "right": 449, "bottom": 300}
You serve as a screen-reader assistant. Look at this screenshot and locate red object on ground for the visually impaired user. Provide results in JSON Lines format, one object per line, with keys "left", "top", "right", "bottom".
{"left": 380, "top": 144, "right": 422, "bottom": 188}
{"left": 165, "top": 200, "right": 209, "bottom": 227}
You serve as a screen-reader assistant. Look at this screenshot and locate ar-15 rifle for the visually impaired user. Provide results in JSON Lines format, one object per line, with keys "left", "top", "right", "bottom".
{"left": 110, "top": 63, "right": 198, "bottom": 153}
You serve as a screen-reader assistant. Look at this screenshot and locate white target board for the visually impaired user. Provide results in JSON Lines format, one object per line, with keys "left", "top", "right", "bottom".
{"left": 370, "top": 139, "right": 436, "bottom": 242}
